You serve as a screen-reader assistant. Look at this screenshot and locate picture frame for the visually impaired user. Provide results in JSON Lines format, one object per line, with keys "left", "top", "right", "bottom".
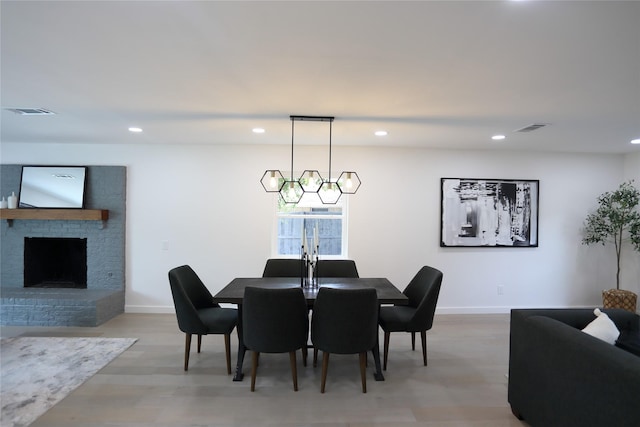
{"left": 440, "top": 178, "right": 539, "bottom": 247}
{"left": 19, "top": 165, "right": 87, "bottom": 209}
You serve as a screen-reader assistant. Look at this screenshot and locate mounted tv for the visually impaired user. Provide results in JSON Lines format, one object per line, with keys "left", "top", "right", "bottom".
{"left": 19, "top": 166, "right": 87, "bottom": 208}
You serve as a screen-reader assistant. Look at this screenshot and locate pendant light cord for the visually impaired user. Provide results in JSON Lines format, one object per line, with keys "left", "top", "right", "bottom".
{"left": 290, "top": 118, "right": 295, "bottom": 181}
{"left": 328, "top": 120, "right": 332, "bottom": 182}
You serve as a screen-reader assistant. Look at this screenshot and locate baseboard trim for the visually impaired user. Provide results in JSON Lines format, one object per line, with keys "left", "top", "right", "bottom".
{"left": 125, "top": 304, "right": 602, "bottom": 315}
{"left": 125, "top": 302, "right": 237, "bottom": 314}
{"left": 125, "top": 305, "right": 174, "bottom": 314}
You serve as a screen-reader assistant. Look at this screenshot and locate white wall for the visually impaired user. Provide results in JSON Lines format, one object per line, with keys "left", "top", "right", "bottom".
{"left": 2, "top": 142, "right": 636, "bottom": 313}
{"left": 623, "top": 151, "right": 640, "bottom": 297}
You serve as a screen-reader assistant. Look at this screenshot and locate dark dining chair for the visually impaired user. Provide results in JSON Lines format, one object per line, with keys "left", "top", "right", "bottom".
{"left": 311, "top": 287, "right": 378, "bottom": 393}
{"left": 310, "top": 260, "right": 360, "bottom": 367}
{"left": 315, "top": 259, "right": 359, "bottom": 278}
{"left": 262, "top": 258, "right": 304, "bottom": 277}
{"left": 242, "top": 286, "right": 309, "bottom": 391}
{"left": 168, "top": 265, "right": 238, "bottom": 373}
{"left": 378, "top": 265, "right": 443, "bottom": 370}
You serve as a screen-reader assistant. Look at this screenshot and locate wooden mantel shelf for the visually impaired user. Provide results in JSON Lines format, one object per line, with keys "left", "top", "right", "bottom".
{"left": 0, "top": 208, "right": 109, "bottom": 223}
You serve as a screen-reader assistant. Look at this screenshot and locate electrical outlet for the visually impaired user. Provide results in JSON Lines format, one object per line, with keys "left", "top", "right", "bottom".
{"left": 497, "top": 285, "right": 504, "bottom": 295}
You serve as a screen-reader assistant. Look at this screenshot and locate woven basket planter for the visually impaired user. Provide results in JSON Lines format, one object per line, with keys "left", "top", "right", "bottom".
{"left": 602, "top": 289, "right": 638, "bottom": 313}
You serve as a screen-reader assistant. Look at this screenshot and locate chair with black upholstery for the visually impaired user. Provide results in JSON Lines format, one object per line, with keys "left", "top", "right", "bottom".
{"left": 262, "top": 258, "right": 305, "bottom": 277}
{"left": 242, "top": 286, "right": 309, "bottom": 391}
{"left": 378, "top": 265, "right": 443, "bottom": 370}
{"left": 311, "top": 287, "right": 378, "bottom": 393}
{"left": 310, "top": 260, "right": 360, "bottom": 367}
{"left": 315, "top": 259, "right": 359, "bottom": 278}
{"left": 168, "top": 265, "right": 238, "bottom": 373}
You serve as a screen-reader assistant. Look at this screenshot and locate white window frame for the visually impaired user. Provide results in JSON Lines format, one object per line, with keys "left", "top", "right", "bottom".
{"left": 272, "top": 191, "right": 349, "bottom": 259}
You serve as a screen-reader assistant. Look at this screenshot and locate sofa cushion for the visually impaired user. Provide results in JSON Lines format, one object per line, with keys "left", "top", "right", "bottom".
{"left": 582, "top": 308, "right": 620, "bottom": 345}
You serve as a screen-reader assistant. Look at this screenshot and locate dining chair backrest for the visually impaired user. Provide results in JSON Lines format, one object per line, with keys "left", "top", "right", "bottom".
{"left": 403, "top": 265, "right": 443, "bottom": 331}
{"left": 168, "top": 265, "right": 218, "bottom": 334}
{"left": 312, "top": 287, "right": 378, "bottom": 354}
{"left": 315, "top": 260, "right": 359, "bottom": 278}
{"left": 262, "top": 258, "right": 304, "bottom": 277}
{"left": 242, "top": 286, "right": 309, "bottom": 353}
{"left": 168, "top": 265, "right": 238, "bottom": 373}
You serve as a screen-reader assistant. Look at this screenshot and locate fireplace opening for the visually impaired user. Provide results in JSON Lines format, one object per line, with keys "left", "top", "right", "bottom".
{"left": 24, "top": 237, "right": 87, "bottom": 288}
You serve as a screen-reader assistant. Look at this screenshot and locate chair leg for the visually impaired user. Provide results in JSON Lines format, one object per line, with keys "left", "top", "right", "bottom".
{"left": 359, "top": 352, "right": 367, "bottom": 393}
{"left": 224, "top": 333, "right": 231, "bottom": 375}
{"left": 313, "top": 348, "right": 319, "bottom": 367}
{"left": 302, "top": 346, "right": 308, "bottom": 367}
{"left": 184, "top": 333, "right": 192, "bottom": 371}
{"left": 383, "top": 331, "right": 390, "bottom": 371}
{"left": 320, "top": 352, "right": 330, "bottom": 393}
{"left": 197, "top": 334, "right": 202, "bottom": 353}
{"left": 421, "top": 331, "right": 427, "bottom": 366}
{"left": 289, "top": 351, "right": 299, "bottom": 391}
{"left": 251, "top": 351, "right": 259, "bottom": 392}
{"left": 411, "top": 331, "right": 416, "bottom": 351}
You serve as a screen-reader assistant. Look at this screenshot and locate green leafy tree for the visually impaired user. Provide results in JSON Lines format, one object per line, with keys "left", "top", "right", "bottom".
{"left": 582, "top": 180, "right": 640, "bottom": 289}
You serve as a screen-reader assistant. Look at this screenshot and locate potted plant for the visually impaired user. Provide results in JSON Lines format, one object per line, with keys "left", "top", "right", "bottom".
{"left": 582, "top": 180, "right": 640, "bottom": 312}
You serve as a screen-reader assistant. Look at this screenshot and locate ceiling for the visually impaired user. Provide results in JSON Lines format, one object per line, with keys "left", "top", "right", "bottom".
{"left": 1, "top": 0, "right": 639, "bottom": 154}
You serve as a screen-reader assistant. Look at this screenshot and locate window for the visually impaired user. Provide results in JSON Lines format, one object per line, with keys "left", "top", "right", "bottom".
{"left": 274, "top": 192, "right": 348, "bottom": 258}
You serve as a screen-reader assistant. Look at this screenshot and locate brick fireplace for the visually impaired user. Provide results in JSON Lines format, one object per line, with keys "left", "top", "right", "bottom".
{"left": 0, "top": 165, "right": 126, "bottom": 326}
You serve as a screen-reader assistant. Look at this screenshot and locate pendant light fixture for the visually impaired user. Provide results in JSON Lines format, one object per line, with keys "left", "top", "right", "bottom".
{"left": 260, "top": 115, "right": 360, "bottom": 205}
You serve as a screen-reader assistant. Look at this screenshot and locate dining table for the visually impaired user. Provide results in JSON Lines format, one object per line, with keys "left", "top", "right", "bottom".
{"left": 212, "top": 277, "right": 409, "bottom": 382}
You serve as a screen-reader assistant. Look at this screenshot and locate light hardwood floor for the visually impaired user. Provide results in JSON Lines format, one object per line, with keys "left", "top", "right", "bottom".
{"left": 1, "top": 313, "right": 527, "bottom": 427}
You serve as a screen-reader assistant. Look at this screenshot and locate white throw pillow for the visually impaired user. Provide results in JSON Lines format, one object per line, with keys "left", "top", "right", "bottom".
{"left": 582, "top": 308, "right": 620, "bottom": 345}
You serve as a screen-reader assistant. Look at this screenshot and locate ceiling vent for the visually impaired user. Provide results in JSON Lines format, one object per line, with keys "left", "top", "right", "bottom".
{"left": 6, "top": 108, "right": 56, "bottom": 115}
{"left": 515, "top": 123, "right": 548, "bottom": 133}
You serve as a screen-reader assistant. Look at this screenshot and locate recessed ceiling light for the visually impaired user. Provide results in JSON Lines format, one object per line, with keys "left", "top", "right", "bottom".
{"left": 631, "top": 138, "right": 640, "bottom": 144}
{"left": 253, "top": 128, "right": 265, "bottom": 134}
{"left": 491, "top": 134, "right": 506, "bottom": 140}
{"left": 128, "top": 127, "right": 142, "bottom": 133}
{"left": 374, "top": 130, "right": 388, "bottom": 136}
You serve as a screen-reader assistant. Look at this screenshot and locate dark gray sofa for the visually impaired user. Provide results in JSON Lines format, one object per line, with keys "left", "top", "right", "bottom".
{"left": 508, "top": 308, "right": 640, "bottom": 427}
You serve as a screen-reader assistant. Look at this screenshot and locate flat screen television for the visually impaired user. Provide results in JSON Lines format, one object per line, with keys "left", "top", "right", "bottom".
{"left": 19, "top": 166, "right": 87, "bottom": 208}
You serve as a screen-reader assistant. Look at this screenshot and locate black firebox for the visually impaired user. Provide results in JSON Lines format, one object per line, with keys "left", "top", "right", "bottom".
{"left": 24, "top": 237, "right": 88, "bottom": 288}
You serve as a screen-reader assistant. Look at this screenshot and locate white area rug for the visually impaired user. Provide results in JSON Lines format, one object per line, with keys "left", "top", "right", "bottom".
{"left": 1, "top": 337, "right": 137, "bottom": 427}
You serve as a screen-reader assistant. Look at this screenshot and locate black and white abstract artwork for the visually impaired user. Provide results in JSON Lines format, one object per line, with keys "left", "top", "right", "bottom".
{"left": 440, "top": 178, "right": 539, "bottom": 247}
